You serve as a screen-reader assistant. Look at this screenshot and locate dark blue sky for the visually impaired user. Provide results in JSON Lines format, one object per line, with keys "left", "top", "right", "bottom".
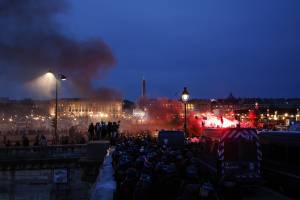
{"left": 1, "top": 0, "right": 300, "bottom": 100}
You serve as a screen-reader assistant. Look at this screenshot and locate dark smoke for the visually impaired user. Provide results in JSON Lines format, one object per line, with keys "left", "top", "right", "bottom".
{"left": 91, "top": 87, "right": 122, "bottom": 102}
{"left": 0, "top": 0, "right": 118, "bottom": 100}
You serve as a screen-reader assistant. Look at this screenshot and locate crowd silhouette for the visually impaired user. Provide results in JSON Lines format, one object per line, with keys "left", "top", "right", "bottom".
{"left": 112, "top": 135, "right": 218, "bottom": 200}
{"left": 88, "top": 121, "right": 120, "bottom": 141}
{"left": 1, "top": 121, "right": 120, "bottom": 147}
{"left": 2, "top": 133, "right": 48, "bottom": 147}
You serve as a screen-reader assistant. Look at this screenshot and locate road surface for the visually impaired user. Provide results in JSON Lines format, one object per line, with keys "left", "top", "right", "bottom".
{"left": 242, "top": 187, "right": 292, "bottom": 200}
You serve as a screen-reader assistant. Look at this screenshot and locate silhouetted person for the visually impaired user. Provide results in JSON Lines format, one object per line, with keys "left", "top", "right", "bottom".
{"left": 22, "top": 134, "right": 29, "bottom": 146}
{"left": 34, "top": 134, "right": 40, "bottom": 146}
{"left": 112, "top": 122, "right": 118, "bottom": 137}
{"left": 95, "top": 122, "right": 101, "bottom": 140}
{"left": 88, "top": 123, "right": 95, "bottom": 141}
{"left": 2, "top": 135, "right": 7, "bottom": 146}
{"left": 5, "top": 139, "right": 11, "bottom": 147}
{"left": 79, "top": 136, "right": 86, "bottom": 144}
{"left": 40, "top": 134, "right": 47, "bottom": 146}
{"left": 101, "top": 122, "right": 107, "bottom": 139}
{"left": 107, "top": 122, "right": 113, "bottom": 138}
{"left": 15, "top": 141, "right": 21, "bottom": 147}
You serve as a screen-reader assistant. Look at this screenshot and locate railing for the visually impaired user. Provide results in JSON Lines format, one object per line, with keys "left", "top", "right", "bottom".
{"left": 0, "top": 144, "right": 87, "bottom": 161}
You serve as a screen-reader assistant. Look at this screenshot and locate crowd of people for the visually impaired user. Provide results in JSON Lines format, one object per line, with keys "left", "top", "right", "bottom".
{"left": 112, "top": 135, "right": 219, "bottom": 200}
{"left": 0, "top": 129, "right": 53, "bottom": 136}
{"left": 0, "top": 120, "right": 122, "bottom": 147}
{"left": 1, "top": 133, "right": 48, "bottom": 147}
{"left": 88, "top": 121, "right": 120, "bottom": 141}
{"left": 0, "top": 121, "right": 120, "bottom": 147}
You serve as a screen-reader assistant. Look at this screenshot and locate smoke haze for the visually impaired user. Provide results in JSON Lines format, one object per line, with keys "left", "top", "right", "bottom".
{"left": 0, "top": 0, "right": 117, "bottom": 100}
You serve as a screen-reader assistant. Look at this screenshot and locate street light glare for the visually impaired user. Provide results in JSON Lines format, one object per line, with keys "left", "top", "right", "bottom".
{"left": 60, "top": 75, "right": 67, "bottom": 81}
{"left": 181, "top": 87, "right": 190, "bottom": 102}
{"left": 43, "top": 72, "right": 56, "bottom": 84}
{"left": 26, "top": 72, "right": 57, "bottom": 98}
{"left": 45, "top": 72, "right": 55, "bottom": 79}
{"left": 182, "top": 94, "right": 189, "bottom": 102}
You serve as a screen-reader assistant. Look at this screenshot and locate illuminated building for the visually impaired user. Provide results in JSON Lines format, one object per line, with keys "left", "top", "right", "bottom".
{"left": 49, "top": 98, "right": 123, "bottom": 120}
{"left": 0, "top": 98, "right": 122, "bottom": 132}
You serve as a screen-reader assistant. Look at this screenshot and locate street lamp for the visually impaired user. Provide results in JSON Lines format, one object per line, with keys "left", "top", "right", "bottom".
{"left": 48, "top": 70, "right": 67, "bottom": 144}
{"left": 181, "top": 87, "right": 189, "bottom": 137}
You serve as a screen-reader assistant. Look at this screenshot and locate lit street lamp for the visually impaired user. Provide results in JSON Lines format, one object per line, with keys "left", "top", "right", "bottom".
{"left": 181, "top": 87, "right": 189, "bottom": 137}
{"left": 47, "top": 71, "right": 67, "bottom": 144}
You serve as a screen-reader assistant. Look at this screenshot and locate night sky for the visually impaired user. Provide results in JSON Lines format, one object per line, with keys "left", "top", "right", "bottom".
{"left": 1, "top": 0, "right": 300, "bottom": 100}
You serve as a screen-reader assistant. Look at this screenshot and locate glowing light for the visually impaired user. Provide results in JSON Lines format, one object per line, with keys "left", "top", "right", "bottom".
{"left": 133, "top": 109, "right": 146, "bottom": 118}
{"left": 60, "top": 75, "right": 67, "bottom": 81}
{"left": 190, "top": 137, "right": 200, "bottom": 143}
{"left": 50, "top": 111, "right": 55, "bottom": 116}
{"left": 27, "top": 72, "right": 56, "bottom": 97}
{"left": 181, "top": 87, "right": 189, "bottom": 102}
{"left": 200, "top": 112, "right": 238, "bottom": 128}
{"left": 46, "top": 72, "right": 54, "bottom": 78}
{"left": 182, "top": 94, "right": 189, "bottom": 102}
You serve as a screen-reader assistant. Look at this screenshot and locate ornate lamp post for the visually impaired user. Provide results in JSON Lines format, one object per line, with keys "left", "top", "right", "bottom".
{"left": 47, "top": 71, "right": 66, "bottom": 144}
{"left": 181, "top": 87, "right": 189, "bottom": 137}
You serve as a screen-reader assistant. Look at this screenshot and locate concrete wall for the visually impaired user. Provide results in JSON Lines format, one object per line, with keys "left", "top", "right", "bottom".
{"left": 0, "top": 141, "right": 110, "bottom": 200}
{"left": 0, "top": 168, "right": 91, "bottom": 200}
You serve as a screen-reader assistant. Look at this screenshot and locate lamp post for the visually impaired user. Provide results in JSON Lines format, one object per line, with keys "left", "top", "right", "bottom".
{"left": 48, "top": 71, "right": 66, "bottom": 144}
{"left": 267, "top": 109, "right": 270, "bottom": 129}
{"left": 181, "top": 87, "right": 189, "bottom": 137}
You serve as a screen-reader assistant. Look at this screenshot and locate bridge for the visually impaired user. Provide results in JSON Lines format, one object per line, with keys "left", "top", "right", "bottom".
{"left": 0, "top": 141, "right": 110, "bottom": 200}
{"left": 0, "top": 142, "right": 108, "bottom": 165}
{"left": 0, "top": 144, "right": 86, "bottom": 160}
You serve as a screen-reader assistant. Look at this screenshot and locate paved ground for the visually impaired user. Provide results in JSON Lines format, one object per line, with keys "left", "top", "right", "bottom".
{"left": 91, "top": 148, "right": 116, "bottom": 200}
